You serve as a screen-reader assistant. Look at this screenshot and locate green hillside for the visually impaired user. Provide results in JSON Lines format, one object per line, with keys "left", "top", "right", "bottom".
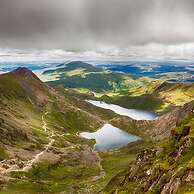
{"left": 46, "top": 61, "right": 151, "bottom": 93}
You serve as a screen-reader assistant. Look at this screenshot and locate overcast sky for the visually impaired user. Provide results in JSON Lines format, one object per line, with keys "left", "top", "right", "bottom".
{"left": 0, "top": 0, "right": 194, "bottom": 58}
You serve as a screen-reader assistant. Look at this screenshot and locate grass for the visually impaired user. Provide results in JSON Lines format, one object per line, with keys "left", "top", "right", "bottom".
{"left": 0, "top": 144, "right": 8, "bottom": 161}
{"left": 53, "top": 132, "right": 95, "bottom": 148}
{"left": 1, "top": 65, "right": 193, "bottom": 193}
{"left": 127, "top": 80, "right": 164, "bottom": 96}
{"left": 48, "top": 64, "right": 152, "bottom": 94}
{"left": 91, "top": 141, "right": 150, "bottom": 193}
{"left": 177, "top": 185, "right": 194, "bottom": 194}
{"left": 1, "top": 156, "right": 100, "bottom": 194}
{"left": 104, "top": 94, "right": 163, "bottom": 112}
{"left": 160, "top": 89, "right": 194, "bottom": 106}
{"left": 65, "top": 68, "right": 86, "bottom": 77}
{"left": 46, "top": 110, "right": 101, "bottom": 133}
{"left": 159, "top": 83, "right": 194, "bottom": 106}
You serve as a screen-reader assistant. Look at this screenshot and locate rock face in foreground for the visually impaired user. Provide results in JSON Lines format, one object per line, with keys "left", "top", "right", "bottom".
{"left": 104, "top": 101, "right": 194, "bottom": 194}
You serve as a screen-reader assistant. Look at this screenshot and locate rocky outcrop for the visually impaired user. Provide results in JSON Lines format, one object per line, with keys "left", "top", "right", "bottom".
{"left": 105, "top": 105, "right": 194, "bottom": 194}
{"left": 118, "top": 138, "right": 194, "bottom": 193}
{"left": 148, "top": 101, "right": 194, "bottom": 141}
{"left": 161, "top": 177, "right": 181, "bottom": 194}
{"left": 127, "top": 149, "right": 157, "bottom": 182}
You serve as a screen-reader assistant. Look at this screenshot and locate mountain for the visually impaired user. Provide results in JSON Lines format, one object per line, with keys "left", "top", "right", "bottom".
{"left": 0, "top": 68, "right": 110, "bottom": 193}
{"left": 45, "top": 61, "right": 151, "bottom": 93}
{"left": 44, "top": 61, "right": 102, "bottom": 74}
{"left": 103, "top": 101, "right": 194, "bottom": 194}
{"left": 0, "top": 67, "right": 49, "bottom": 145}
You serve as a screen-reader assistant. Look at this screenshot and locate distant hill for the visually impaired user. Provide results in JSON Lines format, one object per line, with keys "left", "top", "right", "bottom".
{"left": 43, "top": 61, "right": 101, "bottom": 75}
{"left": 101, "top": 81, "right": 194, "bottom": 112}
{"left": 45, "top": 61, "right": 151, "bottom": 93}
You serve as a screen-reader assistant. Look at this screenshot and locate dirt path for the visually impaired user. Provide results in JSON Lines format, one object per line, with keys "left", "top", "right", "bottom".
{"left": 42, "top": 111, "right": 49, "bottom": 132}
{"left": 0, "top": 111, "right": 106, "bottom": 188}
{"left": 76, "top": 130, "right": 106, "bottom": 183}
{"left": 90, "top": 150, "right": 105, "bottom": 182}
{"left": 22, "top": 112, "right": 55, "bottom": 171}
{"left": 0, "top": 112, "right": 55, "bottom": 174}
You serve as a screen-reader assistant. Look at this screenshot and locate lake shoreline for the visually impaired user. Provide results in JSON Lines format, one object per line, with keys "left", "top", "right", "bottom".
{"left": 86, "top": 100, "right": 158, "bottom": 120}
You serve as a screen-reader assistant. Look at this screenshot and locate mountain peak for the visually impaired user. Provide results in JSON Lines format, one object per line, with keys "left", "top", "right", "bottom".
{"left": 12, "top": 67, "right": 39, "bottom": 80}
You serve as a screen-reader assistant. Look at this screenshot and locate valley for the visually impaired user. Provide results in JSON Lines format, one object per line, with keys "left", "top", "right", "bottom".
{"left": 0, "top": 61, "right": 193, "bottom": 194}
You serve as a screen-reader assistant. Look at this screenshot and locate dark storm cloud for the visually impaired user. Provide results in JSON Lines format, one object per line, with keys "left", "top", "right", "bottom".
{"left": 0, "top": 0, "right": 194, "bottom": 50}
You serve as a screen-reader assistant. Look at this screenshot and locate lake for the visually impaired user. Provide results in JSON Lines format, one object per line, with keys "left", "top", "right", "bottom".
{"left": 80, "top": 124, "right": 141, "bottom": 150}
{"left": 86, "top": 100, "right": 158, "bottom": 120}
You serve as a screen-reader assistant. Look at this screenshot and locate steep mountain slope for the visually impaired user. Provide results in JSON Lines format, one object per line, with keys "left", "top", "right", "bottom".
{"left": 103, "top": 101, "right": 194, "bottom": 194}
{"left": 0, "top": 67, "right": 50, "bottom": 146}
{"left": 0, "top": 68, "right": 109, "bottom": 193}
{"left": 0, "top": 67, "right": 103, "bottom": 140}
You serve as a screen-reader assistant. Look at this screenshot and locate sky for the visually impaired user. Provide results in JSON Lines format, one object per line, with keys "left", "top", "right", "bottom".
{"left": 0, "top": 0, "right": 194, "bottom": 60}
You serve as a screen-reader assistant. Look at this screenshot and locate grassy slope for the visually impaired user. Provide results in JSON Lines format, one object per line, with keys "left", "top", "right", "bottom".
{"left": 98, "top": 81, "right": 194, "bottom": 113}
{"left": 0, "top": 72, "right": 47, "bottom": 151}
{"left": 103, "top": 102, "right": 194, "bottom": 194}
{"left": 34, "top": 63, "right": 194, "bottom": 193}
{"left": 157, "top": 82, "right": 194, "bottom": 106}
{"left": 0, "top": 68, "right": 104, "bottom": 147}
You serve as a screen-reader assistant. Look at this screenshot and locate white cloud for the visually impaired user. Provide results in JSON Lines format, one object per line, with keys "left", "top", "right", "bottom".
{"left": 1, "top": 43, "right": 194, "bottom": 63}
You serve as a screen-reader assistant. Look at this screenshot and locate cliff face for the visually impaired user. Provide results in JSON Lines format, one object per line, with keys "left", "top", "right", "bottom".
{"left": 104, "top": 101, "right": 194, "bottom": 194}
{"left": 148, "top": 101, "right": 194, "bottom": 141}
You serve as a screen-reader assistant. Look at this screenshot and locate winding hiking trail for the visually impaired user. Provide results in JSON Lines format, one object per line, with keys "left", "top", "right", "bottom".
{"left": 90, "top": 150, "right": 105, "bottom": 182}
{"left": 42, "top": 111, "right": 49, "bottom": 132}
{"left": 22, "top": 112, "right": 55, "bottom": 171}
{"left": 75, "top": 131, "right": 106, "bottom": 184}
{"left": 0, "top": 112, "right": 55, "bottom": 174}
{"left": 0, "top": 111, "right": 106, "bottom": 192}
{"left": 75, "top": 131, "right": 106, "bottom": 183}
